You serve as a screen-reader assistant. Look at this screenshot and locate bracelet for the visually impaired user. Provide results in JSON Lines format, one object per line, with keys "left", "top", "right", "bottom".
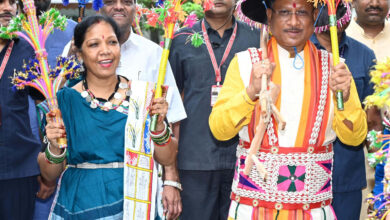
{"left": 45, "top": 142, "right": 67, "bottom": 164}
{"left": 152, "top": 127, "right": 171, "bottom": 146}
{"left": 163, "top": 180, "right": 183, "bottom": 191}
{"left": 151, "top": 121, "right": 172, "bottom": 146}
{"left": 155, "top": 135, "right": 172, "bottom": 147}
{"left": 150, "top": 121, "right": 167, "bottom": 138}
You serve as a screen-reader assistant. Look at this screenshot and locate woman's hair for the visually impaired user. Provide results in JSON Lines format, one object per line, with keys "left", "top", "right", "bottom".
{"left": 73, "top": 15, "right": 121, "bottom": 50}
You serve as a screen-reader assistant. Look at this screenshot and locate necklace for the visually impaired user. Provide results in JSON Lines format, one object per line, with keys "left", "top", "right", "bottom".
{"left": 80, "top": 75, "right": 132, "bottom": 113}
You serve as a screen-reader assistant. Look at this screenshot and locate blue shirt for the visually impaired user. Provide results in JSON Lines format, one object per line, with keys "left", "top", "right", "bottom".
{"left": 0, "top": 38, "right": 41, "bottom": 180}
{"left": 311, "top": 33, "right": 376, "bottom": 192}
{"left": 169, "top": 18, "right": 260, "bottom": 170}
{"left": 45, "top": 19, "right": 77, "bottom": 68}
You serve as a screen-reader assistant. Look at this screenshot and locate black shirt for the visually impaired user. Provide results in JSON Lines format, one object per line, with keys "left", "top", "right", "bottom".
{"left": 169, "top": 18, "right": 260, "bottom": 170}
{"left": 0, "top": 38, "right": 41, "bottom": 180}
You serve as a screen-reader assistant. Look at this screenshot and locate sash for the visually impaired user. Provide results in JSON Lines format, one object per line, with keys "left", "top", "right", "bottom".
{"left": 247, "top": 38, "right": 331, "bottom": 148}
{"left": 123, "top": 80, "right": 158, "bottom": 220}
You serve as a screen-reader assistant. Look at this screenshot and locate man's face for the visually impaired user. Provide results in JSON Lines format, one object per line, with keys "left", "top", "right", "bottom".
{"left": 0, "top": 0, "right": 16, "bottom": 27}
{"left": 267, "top": 0, "right": 315, "bottom": 51}
{"left": 353, "top": 0, "right": 389, "bottom": 25}
{"left": 100, "top": 0, "right": 136, "bottom": 32}
{"left": 35, "top": 0, "right": 51, "bottom": 16}
{"left": 205, "top": 0, "right": 235, "bottom": 18}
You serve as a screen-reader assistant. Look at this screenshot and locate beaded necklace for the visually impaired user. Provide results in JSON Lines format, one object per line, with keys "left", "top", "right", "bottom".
{"left": 80, "top": 75, "right": 132, "bottom": 113}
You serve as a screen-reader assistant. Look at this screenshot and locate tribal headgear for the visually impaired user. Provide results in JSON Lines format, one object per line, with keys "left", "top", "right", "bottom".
{"left": 236, "top": 0, "right": 271, "bottom": 27}
{"left": 314, "top": 2, "right": 351, "bottom": 33}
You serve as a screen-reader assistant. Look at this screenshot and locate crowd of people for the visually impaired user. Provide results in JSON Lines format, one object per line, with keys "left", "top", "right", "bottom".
{"left": 0, "top": 0, "right": 389, "bottom": 219}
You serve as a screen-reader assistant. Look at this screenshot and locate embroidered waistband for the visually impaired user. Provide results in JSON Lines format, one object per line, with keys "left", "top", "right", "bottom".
{"left": 68, "top": 162, "right": 124, "bottom": 169}
{"left": 231, "top": 192, "right": 332, "bottom": 210}
{"left": 232, "top": 141, "right": 334, "bottom": 209}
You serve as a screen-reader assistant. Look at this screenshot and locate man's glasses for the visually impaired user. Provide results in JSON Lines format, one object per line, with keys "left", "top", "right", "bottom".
{"left": 271, "top": 8, "right": 313, "bottom": 20}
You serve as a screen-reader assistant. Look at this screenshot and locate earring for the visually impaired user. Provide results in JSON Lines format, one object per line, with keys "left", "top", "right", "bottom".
{"left": 79, "top": 59, "right": 85, "bottom": 72}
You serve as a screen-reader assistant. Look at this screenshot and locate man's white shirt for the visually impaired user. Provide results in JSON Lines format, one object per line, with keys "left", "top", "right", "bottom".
{"left": 63, "top": 32, "right": 187, "bottom": 123}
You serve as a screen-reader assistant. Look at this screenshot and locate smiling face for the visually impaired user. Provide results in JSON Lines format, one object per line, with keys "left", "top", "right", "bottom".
{"left": 0, "top": 0, "right": 16, "bottom": 27}
{"left": 267, "top": 0, "right": 316, "bottom": 53}
{"left": 353, "top": 0, "right": 389, "bottom": 26}
{"left": 100, "top": 0, "right": 135, "bottom": 35}
{"left": 77, "top": 21, "right": 121, "bottom": 79}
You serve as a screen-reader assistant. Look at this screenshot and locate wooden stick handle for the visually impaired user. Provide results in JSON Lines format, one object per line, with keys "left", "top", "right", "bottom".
{"left": 251, "top": 154, "right": 267, "bottom": 180}
{"left": 244, "top": 117, "right": 267, "bottom": 175}
{"left": 260, "top": 74, "right": 267, "bottom": 115}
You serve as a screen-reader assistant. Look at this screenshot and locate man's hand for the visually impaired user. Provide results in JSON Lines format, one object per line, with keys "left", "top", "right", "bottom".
{"left": 330, "top": 62, "right": 352, "bottom": 102}
{"left": 36, "top": 175, "right": 56, "bottom": 200}
{"left": 162, "top": 185, "right": 182, "bottom": 220}
{"left": 246, "top": 59, "right": 275, "bottom": 101}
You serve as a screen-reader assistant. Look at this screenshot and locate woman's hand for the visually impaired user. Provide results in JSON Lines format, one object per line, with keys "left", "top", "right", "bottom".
{"left": 45, "top": 111, "right": 66, "bottom": 151}
{"left": 150, "top": 86, "right": 169, "bottom": 132}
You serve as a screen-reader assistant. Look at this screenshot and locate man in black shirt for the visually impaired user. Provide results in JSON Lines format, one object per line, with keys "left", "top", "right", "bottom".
{"left": 0, "top": 0, "right": 41, "bottom": 219}
{"left": 169, "top": 0, "right": 260, "bottom": 218}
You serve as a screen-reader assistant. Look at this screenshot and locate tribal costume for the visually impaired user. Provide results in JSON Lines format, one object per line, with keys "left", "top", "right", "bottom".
{"left": 209, "top": 37, "right": 367, "bottom": 219}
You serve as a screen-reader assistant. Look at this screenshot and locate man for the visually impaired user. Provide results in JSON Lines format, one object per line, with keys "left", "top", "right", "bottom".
{"left": 347, "top": 0, "right": 390, "bottom": 61}
{"left": 0, "top": 0, "right": 41, "bottom": 219}
{"left": 99, "top": 0, "right": 186, "bottom": 219}
{"left": 209, "top": 0, "right": 367, "bottom": 218}
{"left": 311, "top": 2, "right": 376, "bottom": 219}
{"left": 168, "top": 0, "right": 260, "bottom": 218}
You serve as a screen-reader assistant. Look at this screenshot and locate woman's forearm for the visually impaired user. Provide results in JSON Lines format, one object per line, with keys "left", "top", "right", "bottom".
{"left": 38, "top": 152, "right": 66, "bottom": 182}
{"left": 154, "top": 137, "right": 178, "bottom": 166}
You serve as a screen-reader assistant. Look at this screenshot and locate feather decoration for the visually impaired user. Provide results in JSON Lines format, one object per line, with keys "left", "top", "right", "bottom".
{"left": 92, "top": 0, "right": 104, "bottom": 11}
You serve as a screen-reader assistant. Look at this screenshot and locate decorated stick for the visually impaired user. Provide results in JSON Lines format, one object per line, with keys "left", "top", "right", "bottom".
{"left": 326, "top": 0, "right": 344, "bottom": 110}
{"left": 260, "top": 25, "right": 269, "bottom": 115}
{"left": 243, "top": 116, "right": 267, "bottom": 177}
{"left": 243, "top": 26, "right": 270, "bottom": 177}
{"left": 150, "top": 0, "right": 182, "bottom": 132}
{"left": 1, "top": 0, "right": 82, "bottom": 148}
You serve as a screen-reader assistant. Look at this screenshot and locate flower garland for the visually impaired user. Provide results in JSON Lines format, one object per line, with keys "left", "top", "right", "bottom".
{"left": 363, "top": 58, "right": 390, "bottom": 220}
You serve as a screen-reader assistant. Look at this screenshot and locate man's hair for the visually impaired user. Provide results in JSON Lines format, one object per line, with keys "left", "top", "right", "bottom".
{"left": 73, "top": 14, "right": 121, "bottom": 49}
{"left": 315, "top": 3, "right": 347, "bottom": 27}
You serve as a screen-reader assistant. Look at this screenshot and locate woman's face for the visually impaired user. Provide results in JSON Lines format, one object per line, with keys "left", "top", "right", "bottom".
{"left": 77, "top": 21, "right": 120, "bottom": 79}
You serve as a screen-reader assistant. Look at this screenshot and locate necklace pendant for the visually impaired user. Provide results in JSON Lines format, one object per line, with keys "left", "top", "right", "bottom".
{"left": 85, "top": 95, "right": 92, "bottom": 102}
{"left": 117, "top": 106, "right": 124, "bottom": 113}
{"left": 104, "top": 101, "right": 113, "bottom": 110}
{"left": 122, "top": 100, "right": 129, "bottom": 107}
{"left": 81, "top": 91, "right": 89, "bottom": 98}
{"left": 114, "top": 92, "right": 122, "bottom": 100}
{"left": 119, "top": 82, "right": 128, "bottom": 89}
{"left": 90, "top": 100, "right": 98, "bottom": 109}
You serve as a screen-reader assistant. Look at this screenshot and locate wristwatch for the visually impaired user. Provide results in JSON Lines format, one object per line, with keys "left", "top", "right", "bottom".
{"left": 163, "top": 180, "right": 183, "bottom": 191}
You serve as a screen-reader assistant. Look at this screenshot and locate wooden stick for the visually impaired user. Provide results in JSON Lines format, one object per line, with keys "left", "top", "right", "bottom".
{"left": 272, "top": 104, "right": 286, "bottom": 130}
{"left": 259, "top": 25, "right": 269, "bottom": 115}
{"left": 251, "top": 154, "right": 267, "bottom": 180}
{"left": 244, "top": 116, "right": 267, "bottom": 176}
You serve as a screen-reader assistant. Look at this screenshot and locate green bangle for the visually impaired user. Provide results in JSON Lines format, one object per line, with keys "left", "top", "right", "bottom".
{"left": 45, "top": 143, "right": 67, "bottom": 164}
{"left": 151, "top": 127, "right": 171, "bottom": 145}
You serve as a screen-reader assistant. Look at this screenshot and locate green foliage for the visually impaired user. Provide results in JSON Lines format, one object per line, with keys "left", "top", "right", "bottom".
{"left": 182, "top": 2, "right": 204, "bottom": 19}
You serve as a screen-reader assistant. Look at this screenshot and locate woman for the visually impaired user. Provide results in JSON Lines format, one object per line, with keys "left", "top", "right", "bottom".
{"left": 38, "top": 15, "right": 178, "bottom": 219}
